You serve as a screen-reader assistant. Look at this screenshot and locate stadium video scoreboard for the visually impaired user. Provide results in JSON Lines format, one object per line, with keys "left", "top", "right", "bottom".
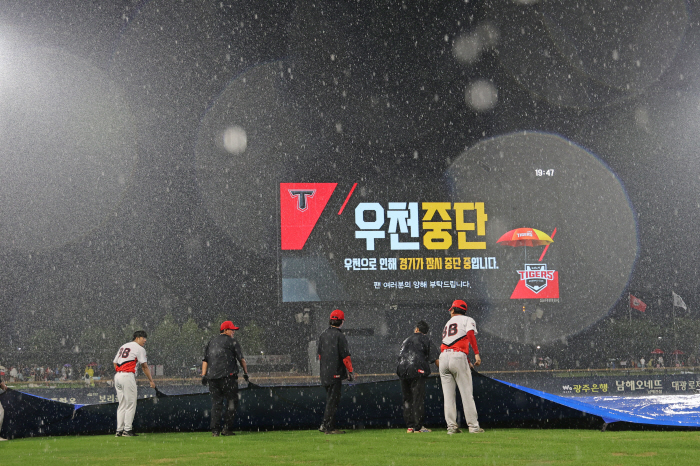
{"left": 278, "top": 180, "right": 560, "bottom": 304}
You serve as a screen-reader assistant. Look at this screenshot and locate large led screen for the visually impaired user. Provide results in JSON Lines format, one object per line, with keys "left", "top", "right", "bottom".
{"left": 280, "top": 132, "right": 637, "bottom": 343}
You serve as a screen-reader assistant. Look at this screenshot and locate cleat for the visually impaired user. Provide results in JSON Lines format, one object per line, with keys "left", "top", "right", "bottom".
{"left": 407, "top": 428, "right": 414, "bottom": 433}
{"left": 447, "top": 428, "right": 462, "bottom": 435}
{"left": 122, "top": 431, "right": 138, "bottom": 437}
{"left": 469, "top": 428, "right": 485, "bottom": 434}
{"left": 115, "top": 431, "right": 123, "bottom": 437}
{"left": 220, "top": 429, "right": 235, "bottom": 436}
{"left": 212, "top": 431, "right": 220, "bottom": 437}
{"left": 417, "top": 427, "right": 432, "bottom": 433}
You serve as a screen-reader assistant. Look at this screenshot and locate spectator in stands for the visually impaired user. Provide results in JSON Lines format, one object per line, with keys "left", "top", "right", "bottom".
{"left": 84, "top": 365, "right": 95, "bottom": 387}
{"left": 9, "top": 367, "right": 17, "bottom": 382}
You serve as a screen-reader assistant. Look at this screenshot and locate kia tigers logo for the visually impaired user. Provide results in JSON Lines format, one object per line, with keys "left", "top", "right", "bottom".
{"left": 289, "top": 189, "right": 315, "bottom": 211}
{"left": 280, "top": 183, "right": 338, "bottom": 250}
{"left": 510, "top": 263, "right": 559, "bottom": 299}
{"left": 518, "top": 264, "right": 554, "bottom": 294}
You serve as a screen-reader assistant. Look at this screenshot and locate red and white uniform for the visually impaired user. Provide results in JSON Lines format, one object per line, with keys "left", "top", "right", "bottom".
{"left": 441, "top": 315, "right": 479, "bottom": 355}
{"left": 439, "top": 315, "right": 481, "bottom": 432}
{"left": 113, "top": 342, "right": 148, "bottom": 433}
{"left": 114, "top": 342, "right": 148, "bottom": 374}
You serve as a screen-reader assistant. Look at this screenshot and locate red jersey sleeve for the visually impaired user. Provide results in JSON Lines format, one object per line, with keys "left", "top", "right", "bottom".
{"left": 467, "top": 330, "right": 479, "bottom": 355}
{"left": 342, "top": 356, "right": 353, "bottom": 373}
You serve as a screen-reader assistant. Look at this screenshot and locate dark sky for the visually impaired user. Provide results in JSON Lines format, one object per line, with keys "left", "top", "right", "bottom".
{"left": 2, "top": 0, "right": 700, "bottom": 365}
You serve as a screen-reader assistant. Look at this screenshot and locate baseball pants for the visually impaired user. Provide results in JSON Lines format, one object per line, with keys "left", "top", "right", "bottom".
{"left": 400, "top": 377, "right": 426, "bottom": 430}
{"left": 114, "top": 372, "right": 138, "bottom": 432}
{"left": 439, "top": 351, "right": 480, "bottom": 432}
{"left": 321, "top": 379, "right": 342, "bottom": 431}
{"left": 208, "top": 376, "right": 239, "bottom": 432}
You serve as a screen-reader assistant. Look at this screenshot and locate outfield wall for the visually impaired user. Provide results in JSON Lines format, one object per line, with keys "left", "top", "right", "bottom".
{"left": 10, "top": 370, "right": 700, "bottom": 406}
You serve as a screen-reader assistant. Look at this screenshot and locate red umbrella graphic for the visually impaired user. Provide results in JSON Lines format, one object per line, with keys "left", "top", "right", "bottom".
{"left": 497, "top": 228, "right": 554, "bottom": 260}
{"left": 650, "top": 348, "right": 664, "bottom": 354}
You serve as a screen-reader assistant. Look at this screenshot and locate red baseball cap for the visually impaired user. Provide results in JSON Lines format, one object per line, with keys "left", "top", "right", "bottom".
{"left": 220, "top": 321, "right": 240, "bottom": 331}
{"left": 450, "top": 300, "right": 468, "bottom": 312}
{"left": 330, "top": 309, "right": 345, "bottom": 320}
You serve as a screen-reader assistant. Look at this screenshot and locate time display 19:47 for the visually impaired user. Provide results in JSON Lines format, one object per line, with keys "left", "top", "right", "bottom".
{"left": 535, "top": 169, "right": 554, "bottom": 177}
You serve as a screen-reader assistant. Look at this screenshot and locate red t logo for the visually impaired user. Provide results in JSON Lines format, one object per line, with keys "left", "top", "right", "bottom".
{"left": 280, "top": 183, "right": 337, "bottom": 250}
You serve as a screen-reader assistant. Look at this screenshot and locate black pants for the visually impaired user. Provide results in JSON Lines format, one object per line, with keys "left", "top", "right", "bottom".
{"left": 209, "top": 376, "right": 239, "bottom": 432}
{"left": 322, "top": 379, "right": 342, "bottom": 430}
{"left": 400, "top": 377, "right": 426, "bottom": 430}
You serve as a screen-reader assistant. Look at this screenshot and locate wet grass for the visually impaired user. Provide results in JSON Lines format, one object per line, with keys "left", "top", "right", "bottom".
{"left": 2, "top": 428, "right": 700, "bottom": 465}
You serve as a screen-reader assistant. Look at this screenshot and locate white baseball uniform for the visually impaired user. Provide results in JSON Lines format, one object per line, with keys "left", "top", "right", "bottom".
{"left": 439, "top": 314, "right": 481, "bottom": 432}
{"left": 0, "top": 383, "right": 5, "bottom": 440}
{"left": 113, "top": 341, "right": 148, "bottom": 433}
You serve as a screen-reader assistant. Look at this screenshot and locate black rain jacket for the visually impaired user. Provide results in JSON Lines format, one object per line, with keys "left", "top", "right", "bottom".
{"left": 396, "top": 332, "right": 440, "bottom": 379}
{"left": 203, "top": 334, "right": 244, "bottom": 379}
{"left": 317, "top": 326, "right": 351, "bottom": 385}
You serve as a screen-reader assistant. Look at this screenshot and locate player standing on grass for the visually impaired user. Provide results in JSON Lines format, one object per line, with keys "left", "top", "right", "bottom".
{"left": 439, "top": 300, "right": 484, "bottom": 434}
{"left": 0, "top": 375, "right": 8, "bottom": 440}
{"left": 202, "top": 321, "right": 249, "bottom": 437}
{"left": 396, "top": 320, "right": 440, "bottom": 433}
{"left": 113, "top": 330, "right": 156, "bottom": 437}
{"left": 317, "top": 309, "right": 354, "bottom": 434}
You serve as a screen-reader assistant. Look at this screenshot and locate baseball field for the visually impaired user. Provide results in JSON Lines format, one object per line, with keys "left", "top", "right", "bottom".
{"left": 1, "top": 428, "right": 699, "bottom": 465}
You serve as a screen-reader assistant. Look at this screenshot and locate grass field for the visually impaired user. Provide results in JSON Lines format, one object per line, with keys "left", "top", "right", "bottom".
{"left": 2, "top": 428, "right": 700, "bottom": 465}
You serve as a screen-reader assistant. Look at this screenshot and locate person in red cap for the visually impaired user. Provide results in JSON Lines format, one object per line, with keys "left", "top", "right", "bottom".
{"left": 439, "top": 300, "right": 484, "bottom": 434}
{"left": 201, "top": 320, "right": 249, "bottom": 436}
{"left": 316, "top": 309, "right": 354, "bottom": 434}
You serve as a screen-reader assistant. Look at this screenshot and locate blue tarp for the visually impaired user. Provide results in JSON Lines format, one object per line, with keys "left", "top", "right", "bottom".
{"left": 495, "top": 378, "right": 700, "bottom": 427}
{"left": 2, "top": 372, "right": 698, "bottom": 439}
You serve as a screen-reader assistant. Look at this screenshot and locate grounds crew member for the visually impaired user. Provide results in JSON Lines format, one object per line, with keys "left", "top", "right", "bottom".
{"left": 317, "top": 309, "right": 354, "bottom": 434}
{"left": 202, "top": 320, "right": 249, "bottom": 437}
{"left": 113, "top": 330, "right": 156, "bottom": 437}
{"left": 439, "top": 300, "right": 484, "bottom": 434}
{"left": 396, "top": 320, "right": 440, "bottom": 433}
{"left": 0, "top": 374, "right": 7, "bottom": 440}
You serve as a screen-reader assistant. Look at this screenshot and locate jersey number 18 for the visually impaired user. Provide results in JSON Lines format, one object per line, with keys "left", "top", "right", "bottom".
{"left": 443, "top": 323, "right": 458, "bottom": 338}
